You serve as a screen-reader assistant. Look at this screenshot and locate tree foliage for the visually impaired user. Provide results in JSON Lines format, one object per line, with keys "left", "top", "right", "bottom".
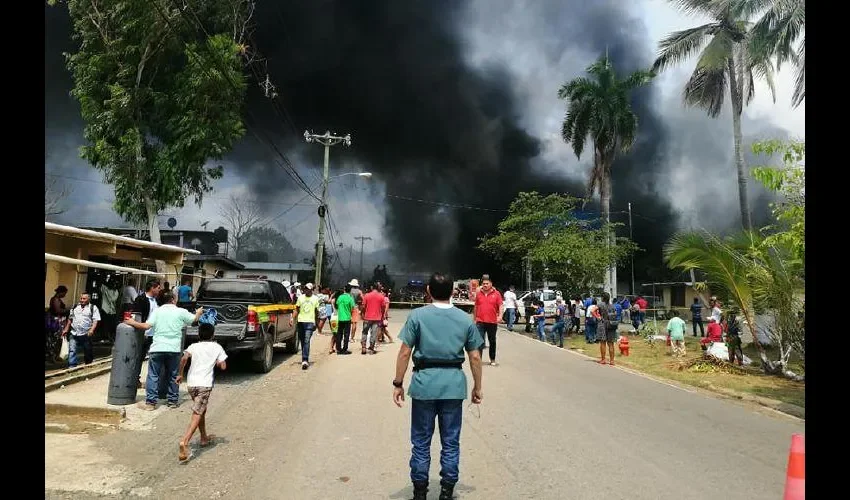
{"left": 751, "top": 139, "right": 804, "bottom": 261}
{"left": 558, "top": 54, "right": 653, "bottom": 294}
{"left": 652, "top": 0, "right": 777, "bottom": 231}
{"left": 478, "top": 192, "right": 638, "bottom": 294}
{"left": 55, "top": 0, "right": 250, "bottom": 230}
{"left": 236, "top": 226, "right": 297, "bottom": 263}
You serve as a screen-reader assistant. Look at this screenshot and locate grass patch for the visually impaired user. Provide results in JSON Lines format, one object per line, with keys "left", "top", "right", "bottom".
{"left": 519, "top": 319, "right": 805, "bottom": 409}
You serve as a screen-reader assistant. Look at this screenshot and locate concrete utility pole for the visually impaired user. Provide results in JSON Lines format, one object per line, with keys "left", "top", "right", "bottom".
{"left": 355, "top": 236, "right": 372, "bottom": 283}
{"left": 304, "top": 130, "right": 352, "bottom": 287}
{"left": 629, "top": 202, "right": 635, "bottom": 295}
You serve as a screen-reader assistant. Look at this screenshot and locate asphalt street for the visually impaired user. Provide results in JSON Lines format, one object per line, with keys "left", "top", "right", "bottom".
{"left": 46, "top": 309, "right": 803, "bottom": 499}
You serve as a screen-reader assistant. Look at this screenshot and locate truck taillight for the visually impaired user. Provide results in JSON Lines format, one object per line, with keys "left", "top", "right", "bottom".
{"left": 247, "top": 310, "right": 258, "bottom": 332}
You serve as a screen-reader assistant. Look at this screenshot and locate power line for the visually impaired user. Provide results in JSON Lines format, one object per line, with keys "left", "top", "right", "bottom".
{"left": 44, "top": 172, "right": 317, "bottom": 210}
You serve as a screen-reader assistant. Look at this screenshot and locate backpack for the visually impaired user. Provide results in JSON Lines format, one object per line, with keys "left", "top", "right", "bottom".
{"left": 602, "top": 303, "right": 619, "bottom": 332}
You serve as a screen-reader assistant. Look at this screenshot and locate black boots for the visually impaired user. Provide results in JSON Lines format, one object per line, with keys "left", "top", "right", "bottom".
{"left": 412, "top": 481, "right": 428, "bottom": 500}
{"left": 412, "top": 480, "right": 454, "bottom": 499}
{"left": 439, "top": 482, "right": 455, "bottom": 499}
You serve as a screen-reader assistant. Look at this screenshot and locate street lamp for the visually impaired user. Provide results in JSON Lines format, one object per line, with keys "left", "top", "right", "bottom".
{"left": 329, "top": 172, "right": 372, "bottom": 180}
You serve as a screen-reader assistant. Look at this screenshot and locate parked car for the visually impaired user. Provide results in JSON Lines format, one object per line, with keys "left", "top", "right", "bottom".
{"left": 184, "top": 278, "right": 297, "bottom": 373}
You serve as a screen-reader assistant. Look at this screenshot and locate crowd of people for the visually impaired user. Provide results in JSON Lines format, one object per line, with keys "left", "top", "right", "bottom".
{"left": 288, "top": 278, "right": 395, "bottom": 370}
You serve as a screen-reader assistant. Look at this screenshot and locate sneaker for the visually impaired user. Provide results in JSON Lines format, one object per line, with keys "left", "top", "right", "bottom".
{"left": 166, "top": 402, "right": 180, "bottom": 409}
{"left": 301, "top": 361, "right": 309, "bottom": 370}
{"left": 489, "top": 361, "right": 498, "bottom": 367}
{"left": 139, "top": 402, "right": 156, "bottom": 411}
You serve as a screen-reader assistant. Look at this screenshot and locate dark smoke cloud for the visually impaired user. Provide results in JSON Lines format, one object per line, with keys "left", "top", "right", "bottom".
{"left": 45, "top": 0, "right": 784, "bottom": 286}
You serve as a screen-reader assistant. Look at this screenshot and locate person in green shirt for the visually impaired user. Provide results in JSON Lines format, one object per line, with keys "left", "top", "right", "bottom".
{"left": 125, "top": 290, "right": 203, "bottom": 409}
{"left": 666, "top": 310, "right": 687, "bottom": 358}
{"left": 334, "top": 285, "right": 356, "bottom": 355}
{"left": 393, "top": 272, "right": 483, "bottom": 500}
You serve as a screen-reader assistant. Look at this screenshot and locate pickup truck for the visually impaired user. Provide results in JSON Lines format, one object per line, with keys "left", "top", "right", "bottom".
{"left": 184, "top": 278, "right": 297, "bottom": 373}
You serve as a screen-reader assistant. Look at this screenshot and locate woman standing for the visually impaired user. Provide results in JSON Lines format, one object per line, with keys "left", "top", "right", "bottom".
{"left": 46, "top": 285, "right": 69, "bottom": 362}
{"left": 316, "top": 287, "right": 334, "bottom": 336}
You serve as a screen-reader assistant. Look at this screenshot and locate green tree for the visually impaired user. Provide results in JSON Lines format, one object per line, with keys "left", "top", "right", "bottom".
{"left": 236, "top": 226, "right": 297, "bottom": 263}
{"left": 478, "top": 192, "right": 638, "bottom": 294}
{"left": 54, "top": 0, "right": 251, "bottom": 271}
{"left": 557, "top": 54, "right": 654, "bottom": 296}
{"left": 652, "top": 0, "right": 775, "bottom": 231}
{"left": 751, "top": 139, "right": 804, "bottom": 261}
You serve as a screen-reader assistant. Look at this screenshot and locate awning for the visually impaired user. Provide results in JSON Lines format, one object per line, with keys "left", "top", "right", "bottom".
{"left": 45, "top": 253, "right": 159, "bottom": 275}
{"left": 45, "top": 222, "right": 200, "bottom": 254}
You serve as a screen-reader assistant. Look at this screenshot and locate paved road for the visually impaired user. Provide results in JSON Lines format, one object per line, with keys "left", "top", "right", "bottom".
{"left": 46, "top": 310, "right": 803, "bottom": 499}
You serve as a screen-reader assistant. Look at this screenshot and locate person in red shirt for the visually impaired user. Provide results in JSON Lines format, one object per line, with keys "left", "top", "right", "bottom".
{"left": 635, "top": 296, "right": 649, "bottom": 326}
{"left": 361, "top": 283, "right": 387, "bottom": 355}
{"left": 473, "top": 275, "right": 502, "bottom": 366}
{"left": 700, "top": 316, "right": 723, "bottom": 350}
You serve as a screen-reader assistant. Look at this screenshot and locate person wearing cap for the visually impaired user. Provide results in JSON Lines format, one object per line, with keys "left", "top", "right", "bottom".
{"left": 290, "top": 283, "right": 320, "bottom": 370}
{"left": 473, "top": 275, "right": 502, "bottom": 366}
{"left": 348, "top": 279, "right": 363, "bottom": 344}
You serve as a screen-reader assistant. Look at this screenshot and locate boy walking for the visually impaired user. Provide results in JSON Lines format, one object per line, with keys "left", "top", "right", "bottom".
{"left": 176, "top": 323, "right": 227, "bottom": 461}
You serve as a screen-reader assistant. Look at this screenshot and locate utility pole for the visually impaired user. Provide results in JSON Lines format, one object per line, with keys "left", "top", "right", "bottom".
{"left": 629, "top": 202, "right": 635, "bottom": 295}
{"left": 304, "top": 130, "right": 352, "bottom": 287}
{"left": 355, "top": 236, "right": 372, "bottom": 284}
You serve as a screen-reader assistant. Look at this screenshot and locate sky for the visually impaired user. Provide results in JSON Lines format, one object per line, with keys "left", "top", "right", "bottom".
{"left": 45, "top": 0, "right": 804, "bottom": 266}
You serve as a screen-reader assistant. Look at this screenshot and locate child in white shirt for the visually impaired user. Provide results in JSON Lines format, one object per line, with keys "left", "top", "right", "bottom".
{"left": 176, "top": 323, "right": 227, "bottom": 461}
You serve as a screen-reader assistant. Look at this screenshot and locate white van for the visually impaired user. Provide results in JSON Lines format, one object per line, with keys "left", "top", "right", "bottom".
{"left": 518, "top": 289, "right": 561, "bottom": 319}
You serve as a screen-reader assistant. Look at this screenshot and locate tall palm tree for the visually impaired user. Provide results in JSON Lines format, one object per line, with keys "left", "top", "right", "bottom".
{"left": 652, "top": 0, "right": 776, "bottom": 231}
{"left": 558, "top": 53, "right": 654, "bottom": 297}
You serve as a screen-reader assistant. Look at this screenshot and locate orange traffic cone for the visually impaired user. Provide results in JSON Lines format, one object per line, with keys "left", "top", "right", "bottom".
{"left": 783, "top": 434, "right": 804, "bottom": 500}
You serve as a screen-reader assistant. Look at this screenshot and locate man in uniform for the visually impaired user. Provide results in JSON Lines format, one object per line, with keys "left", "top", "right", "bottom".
{"left": 393, "top": 273, "right": 483, "bottom": 500}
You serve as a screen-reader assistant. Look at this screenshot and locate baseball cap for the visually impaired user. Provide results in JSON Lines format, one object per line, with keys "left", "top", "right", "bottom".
{"left": 305, "top": 283, "right": 314, "bottom": 290}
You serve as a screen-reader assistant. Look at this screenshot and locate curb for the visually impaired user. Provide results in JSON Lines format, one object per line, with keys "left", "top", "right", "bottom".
{"left": 45, "top": 356, "right": 113, "bottom": 380}
{"left": 45, "top": 402, "right": 126, "bottom": 420}
{"left": 501, "top": 326, "right": 805, "bottom": 421}
{"left": 45, "top": 365, "right": 113, "bottom": 393}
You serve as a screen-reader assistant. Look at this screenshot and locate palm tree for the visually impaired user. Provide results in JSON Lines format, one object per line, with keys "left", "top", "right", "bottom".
{"left": 558, "top": 54, "right": 654, "bottom": 298}
{"left": 735, "top": 0, "right": 805, "bottom": 107}
{"left": 652, "top": 0, "right": 775, "bottom": 231}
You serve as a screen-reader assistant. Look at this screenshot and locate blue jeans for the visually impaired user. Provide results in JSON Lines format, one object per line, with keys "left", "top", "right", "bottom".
{"left": 585, "top": 319, "right": 597, "bottom": 342}
{"left": 536, "top": 320, "right": 546, "bottom": 341}
{"left": 551, "top": 320, "right": 566, "bottom": 345}
{"left": 146, "top": 352, "right": 181, "bottom": 405}
{"left": 68, "top": 334, "right": 93, "bottom": 367}
{"left": 410, "top": 399, "right": 463, "bottom": 486}
{"left": 505, "top": 308, "right": 516, "bottom": 331}
{"left": 297, "top": 322, "right": 316, "bottom": 362}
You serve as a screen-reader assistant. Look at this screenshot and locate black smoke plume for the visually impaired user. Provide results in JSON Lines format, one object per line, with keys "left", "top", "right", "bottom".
{"left": 45, "top": 0, "right": 779, "bottom": 287}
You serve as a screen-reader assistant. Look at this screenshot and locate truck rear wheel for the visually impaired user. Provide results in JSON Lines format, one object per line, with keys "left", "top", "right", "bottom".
{"left": 254, "top": 336, "right": 274, "bottom": 373}
{"left": 284, "top": 333, "right": 299, "bottom": 354}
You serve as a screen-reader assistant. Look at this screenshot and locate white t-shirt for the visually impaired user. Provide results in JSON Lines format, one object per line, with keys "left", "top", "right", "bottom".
{"left": 503, "top": 291, "right": 518, "bottom": 309}
{"left": 185, "top": 341, "right": 228, "bottom": 388}
{"left": 711, "top": 306, "right": 722, "bottom": 323}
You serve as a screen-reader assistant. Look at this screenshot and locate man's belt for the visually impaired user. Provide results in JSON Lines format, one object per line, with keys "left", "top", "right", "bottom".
{"left": 412, "top": 359, "right": 464, "bottom": 372}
